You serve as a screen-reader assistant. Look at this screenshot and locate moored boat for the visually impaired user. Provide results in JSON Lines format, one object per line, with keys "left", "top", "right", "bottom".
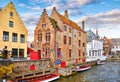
{"left": 97, "top": 60, "right": 106, "bottom": 65}
{"left": 76, "top": 65, "right": 91, "bottom": 72}
{"left": 16, "top": 73, "right": 60, "bottom": 82}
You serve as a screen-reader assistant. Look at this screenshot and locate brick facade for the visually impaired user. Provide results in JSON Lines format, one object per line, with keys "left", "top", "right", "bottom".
{"left": 34, "top": 7, "right": 86, "bottom": 66}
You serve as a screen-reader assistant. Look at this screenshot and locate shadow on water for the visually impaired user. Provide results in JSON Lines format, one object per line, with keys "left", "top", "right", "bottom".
{"left": 53, "top": 62, "right": 120, "bottom": 82}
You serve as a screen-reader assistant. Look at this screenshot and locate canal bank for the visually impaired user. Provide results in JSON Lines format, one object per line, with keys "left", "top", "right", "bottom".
{"left": 53, "top": 61, "right": 120, "bottom": 82}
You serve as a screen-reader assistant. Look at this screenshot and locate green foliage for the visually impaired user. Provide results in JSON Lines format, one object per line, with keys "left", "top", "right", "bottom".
{"left": 50, "top": 18, "right": 58, "bottom": 28}
{"left": 0, "top": 55, "right": 3, "bottom": 58}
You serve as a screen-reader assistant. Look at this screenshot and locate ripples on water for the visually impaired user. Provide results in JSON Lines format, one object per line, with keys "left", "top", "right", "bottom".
{"left": 53, "top": 62, "right": 120, "bottom": 82}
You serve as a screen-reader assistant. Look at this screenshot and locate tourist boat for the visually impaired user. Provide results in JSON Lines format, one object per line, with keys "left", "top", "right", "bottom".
{"left": 16, "top": 73, "right": 60, "bottom": 82}
{"left": 97, "top": 60, "right": 106, "bottom": 65}
{"left": 76, "top": 65, "right": 91, "bottom": 72}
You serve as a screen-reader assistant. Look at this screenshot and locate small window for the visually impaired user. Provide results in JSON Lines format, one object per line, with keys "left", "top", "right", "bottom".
{"left": 19, "top": 49, "right": 24, "bottom": 58}
{"left": 38, "top": 33, "right": 42, "bottom": 42}
{"left": 9, "top": 21, "right": 13, "bottom": 27}
{"left": 10, "top": 12, "right": 13, "bottom": 16}
{"left": 78, "top": 40, "right": 81, "bottom": 47}
{"left": 3, "top": 31, "right": 9, "bottom": 41}
{"left": 83, "top": 52, "right": 85, "bottom": 56}
{"left": 12, "top": 33, "right": 17, "bottom": 42}
{"left": 69, "top": 49, "right": 71, "bottom": 58}
{"left": 12, "top": 48, "right": 18, "bottom": 58}
{"left": 89, "top": 50, "right": 91, "bottom": 56}
{"left": 20, "top": 34, "right": 25, "bottom": 43}
{"left": 63, "top": 36, "right": 67, "bottom": 44}
{"left": 46, "top": 31, "right": 50, "bottom": 41}
{"left": 64, "top": 26, "right": 67, "bottom": 31}
{"left": 83, "top": 43, "right": 85, "bottom": 47}
{"left": 69, "top": 37, "right": 71, "bottom": 45}
{"left": 69, "top": 28, "right": 71, "bottom": 33}
{"left": 78, "top": 32, "right": 81, "bottom": 36}
{"left": 42, "top": 24, "right": 46, "bottom": 28}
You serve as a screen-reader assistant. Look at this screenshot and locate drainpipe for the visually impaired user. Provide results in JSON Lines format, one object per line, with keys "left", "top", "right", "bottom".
{"left": 54, "top": 29, "right": 58, "bottom": 73}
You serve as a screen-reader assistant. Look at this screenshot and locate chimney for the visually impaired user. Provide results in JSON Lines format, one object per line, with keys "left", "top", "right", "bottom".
{"left": 52, "top": 7, "right": 57, "bottom": 13}
{"left": 82, "top": 21, "right": 84, "bottom": 30}
{"left": 42, "top": 8, "right": 47, "bottom": 15}
{"left": 96, "top": 28, "right": 98, "bottom": 35}
{"left": 43, "top": 8, "right": 46, "bottom": 12}
{"left": 53, "top": 7, "right": 56, "bottom": 10}
{"left": 64, "top": 10, "right": 68, "bottom": 18}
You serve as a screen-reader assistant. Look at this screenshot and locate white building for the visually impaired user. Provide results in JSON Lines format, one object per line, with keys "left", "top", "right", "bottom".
{"left": 86, "top": 30, "right": 104, "bottom": 62}
{"left": 111, "top": 38, "right": 120, "bottom": 57}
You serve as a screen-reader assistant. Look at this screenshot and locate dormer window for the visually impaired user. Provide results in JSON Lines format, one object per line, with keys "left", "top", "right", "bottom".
{"left": 42, "top": 24, "right": 46, "bottom": 28}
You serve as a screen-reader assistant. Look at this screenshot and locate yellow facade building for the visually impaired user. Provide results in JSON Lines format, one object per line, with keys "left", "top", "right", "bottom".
{"left": 0, "top": 2, "right": 28, "bottom": 58}
{"left": 34, "top": 7, "right": 86, "bottom": 66}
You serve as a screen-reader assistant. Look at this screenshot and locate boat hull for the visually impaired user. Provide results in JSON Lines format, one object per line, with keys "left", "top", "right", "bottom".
{"left": 76, "top": 65, "right": 91, "bottom": 72}
{"left": 16, "top": 73, "right": 60, "bottom": 82}
{"left": 35, "top": 75, "right": 60, "bottom": 82}
{"left": 97, "top": 61, "right": 106, "bottom": 65}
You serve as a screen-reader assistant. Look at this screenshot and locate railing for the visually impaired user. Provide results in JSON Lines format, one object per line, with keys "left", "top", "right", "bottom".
{"left": 0, "top": 58, "right": 52, "bottom": 79}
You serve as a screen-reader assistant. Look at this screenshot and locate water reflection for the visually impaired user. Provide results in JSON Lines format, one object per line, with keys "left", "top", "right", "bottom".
{"left": 54, "top": 62, "right": 120, "bottom": 82}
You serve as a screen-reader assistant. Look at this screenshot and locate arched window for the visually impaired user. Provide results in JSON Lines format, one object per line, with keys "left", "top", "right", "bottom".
{"left": 46, "top": 31, "right": 50, "bottom": 41}
{"left": 38, "top": 30, "right": 42, "bottom": 42}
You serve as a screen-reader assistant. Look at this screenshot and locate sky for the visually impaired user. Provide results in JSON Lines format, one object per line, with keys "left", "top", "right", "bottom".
{"left": 0, "top": 0, "right": 120, "bottom": 42}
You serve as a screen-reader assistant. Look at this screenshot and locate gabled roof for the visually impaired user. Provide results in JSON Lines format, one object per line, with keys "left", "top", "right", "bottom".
{"left": 86, "top": 29, "right": 100, "bottom": 42}
{"left": 86, "top": 30, "right": 96, "bottom": 37}
{"left": 58, "top": 14, "right": 85, "bottom": 32}
{"left": 0, "top": 2, "right": 27, "bottom": 32}
{"left": 107, "top": 39, "right": 112, "bottom": 44}
{"left": 111, "top": 38, "right": 120, "bottom": 45}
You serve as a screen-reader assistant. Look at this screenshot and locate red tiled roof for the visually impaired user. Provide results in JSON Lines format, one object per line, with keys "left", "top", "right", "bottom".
{"left": 58, "top": 14, "right": 85, "bottom": 32}
{"left": 107, "top": 39, "right": 112, "bottom": 44}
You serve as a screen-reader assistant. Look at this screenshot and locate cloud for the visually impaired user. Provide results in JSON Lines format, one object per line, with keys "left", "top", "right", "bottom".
{"left": 18, "top": 3, "right": 26, "bottom": 7}
{"left": 21, "top": 13, "right": 39, "bottom": 26}
{"left": 44, "top": 0, "right": 97, "bottom": 16}
{"left": 18, "top": 2, "right": 41, "bottom": 11}
{"left": 20, "top": 12, "right": 40, "bottom": 42}
{"left": 66, "top": 0, "right": 97, "bottom": 6}
{"left": 77, "top": 9, "right": 120, "bottom": 29}
{"left": 30, "top": 6, "right": 41, "bottom": 11}
{"left": 20, "top": 0, "right": 98, "bottom": 42}
{"left": 29, "top": 0, "right": 53, "bottom": 5}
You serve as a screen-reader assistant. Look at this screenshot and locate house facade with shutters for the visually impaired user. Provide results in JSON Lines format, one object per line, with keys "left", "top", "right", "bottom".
{"left": 0, "top": 2, "right": 28, "bottom": 58}
{"left": 34, "top": 7, "right": 86, "bottom": 66}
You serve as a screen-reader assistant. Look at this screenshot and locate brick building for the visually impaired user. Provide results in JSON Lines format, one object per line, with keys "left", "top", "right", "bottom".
{"left": 102, "top": 37, "right": 111, "bottom": 57}
{"left": 34, "top": 7, "right": 86, "bottom": 65}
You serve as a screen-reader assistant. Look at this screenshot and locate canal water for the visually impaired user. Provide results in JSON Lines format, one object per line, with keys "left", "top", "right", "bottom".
{"left": 53, "top": 61, "right": 120, "bottom": 82}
